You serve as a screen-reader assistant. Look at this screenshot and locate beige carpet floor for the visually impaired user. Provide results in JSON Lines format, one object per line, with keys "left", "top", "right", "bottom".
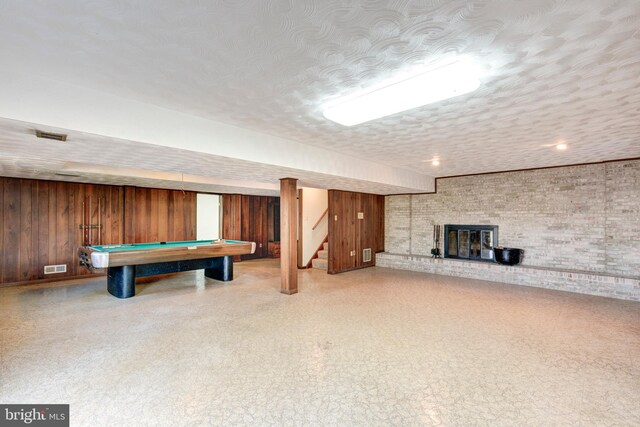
{"left": 1, "top": 259, "right": 639, "bottom": 426}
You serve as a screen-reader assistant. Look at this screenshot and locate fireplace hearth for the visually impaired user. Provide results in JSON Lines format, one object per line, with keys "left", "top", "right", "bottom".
{"left": 444, "top": 224, "right": 498, "bottom": 262}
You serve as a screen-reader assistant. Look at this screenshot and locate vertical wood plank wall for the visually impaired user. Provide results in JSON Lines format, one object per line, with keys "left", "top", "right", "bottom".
{"left": 0, "top": 178, "right": 196, "bottom": 286}
{"left": 328, "top": 190, "right": 385, "bottom": 274}
{"left": 222, "top": 194, "right": 278, "bottom": 260}
{"left": 123, "top": 187, "right": 196, "bottom": 243}
{"left": 240, "top": 195, "right": 268, "bottom": 259}
{"left": 221, "top": 194, "right": 243, "bottom": 262}
{"left": 221, "top": 194, "right": 242, "bottom": 240}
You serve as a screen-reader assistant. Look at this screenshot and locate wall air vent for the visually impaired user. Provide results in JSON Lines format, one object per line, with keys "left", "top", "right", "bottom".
{"left": 363, "top": 248, "right": 372, "bottom": 263}
{"left": 44, "top": 264, "right": 67, "bottom": 274}
{"left": 36, "top": 130, "right": 67, "bottom": 141}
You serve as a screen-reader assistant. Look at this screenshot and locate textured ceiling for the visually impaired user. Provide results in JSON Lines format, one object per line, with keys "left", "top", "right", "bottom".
{"left": 0, "top": 118, "right": 420, "bottom": 196}
{"left": 0, "top": 0, "right": 639, "bottom": 194}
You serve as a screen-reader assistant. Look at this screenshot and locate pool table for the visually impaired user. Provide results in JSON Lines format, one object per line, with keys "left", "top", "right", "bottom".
{"left": 78, "top": 239, "right": 256, "bottom": 298}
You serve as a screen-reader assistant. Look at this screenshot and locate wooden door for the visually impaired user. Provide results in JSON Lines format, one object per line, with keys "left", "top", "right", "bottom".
{"left": 327, "top": 190, "right": 357, "bottom": 273}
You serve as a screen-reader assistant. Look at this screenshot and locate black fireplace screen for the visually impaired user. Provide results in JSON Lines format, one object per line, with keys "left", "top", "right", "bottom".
{"left": 444, "top": 224, "right": 498, "bottom": 262}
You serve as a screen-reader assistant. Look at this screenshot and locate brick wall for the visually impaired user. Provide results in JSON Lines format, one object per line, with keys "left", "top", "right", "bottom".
{"left": 385, "top": 160, "right": 640, "bottom": 278}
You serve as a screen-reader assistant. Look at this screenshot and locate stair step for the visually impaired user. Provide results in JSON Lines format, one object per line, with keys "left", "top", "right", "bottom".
{"left": 317, "top": 249, "right": 328, "bottom": 259}
{"left": 323, "top": 242, "right": 328, "bottom": 250}
{"left": 311, "top": 258, "right": 328, "bottom": 270}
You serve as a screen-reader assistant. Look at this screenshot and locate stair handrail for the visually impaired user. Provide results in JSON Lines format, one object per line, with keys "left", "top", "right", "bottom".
{"left": 311, "top": 208, "right": 329, "bottom": 231}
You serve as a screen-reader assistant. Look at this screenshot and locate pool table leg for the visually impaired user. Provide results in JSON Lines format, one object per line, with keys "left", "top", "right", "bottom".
{"left": 204, "top": 256, "right": 233, "bottom": 281}
{"left": 107, "top": 265, "right": 136, "bottom": 298}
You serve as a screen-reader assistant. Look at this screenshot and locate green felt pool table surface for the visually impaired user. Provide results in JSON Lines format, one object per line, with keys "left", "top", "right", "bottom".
{"left": 79, "top": 239, "right": 257, "bottom": 269}
{"left": 90, "top": 239, "right": 247, "bottom": 252}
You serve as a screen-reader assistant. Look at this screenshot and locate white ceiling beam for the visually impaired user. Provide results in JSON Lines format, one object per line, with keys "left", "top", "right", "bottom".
{"left": 0, "top": 69, "right": 435, "bottom": 193}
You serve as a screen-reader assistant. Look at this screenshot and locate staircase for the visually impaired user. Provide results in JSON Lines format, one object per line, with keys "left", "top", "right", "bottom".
{"left": 311, "top": 241, "right": 328, "bottom": 270}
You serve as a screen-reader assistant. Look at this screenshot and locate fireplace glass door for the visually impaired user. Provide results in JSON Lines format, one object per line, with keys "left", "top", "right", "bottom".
{"left": 444, "top": 225, "right": 498, "bottom": 262}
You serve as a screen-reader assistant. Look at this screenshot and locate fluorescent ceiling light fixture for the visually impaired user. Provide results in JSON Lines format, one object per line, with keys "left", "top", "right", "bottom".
{"left": 323, "top": 58, "right": 481, "bottom": 126}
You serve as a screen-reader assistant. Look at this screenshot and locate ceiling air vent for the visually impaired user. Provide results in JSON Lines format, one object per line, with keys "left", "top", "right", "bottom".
{"left": 36, "top": 129, "right": 67, "bottom": 141}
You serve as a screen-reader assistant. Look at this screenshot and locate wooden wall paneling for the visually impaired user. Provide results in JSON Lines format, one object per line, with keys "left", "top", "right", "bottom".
{"left": 106, "top": 185, "right": 124, "bottom": 245}
{"left": 185, "top": 192, "right": 196, "bottom": 240}
{"left": 374, "top": 195, "right": 385, "bottom": 253}
{"left": 123, "top": 187, "right": 136, "bottom": 243}
{"left": 2, "top": 178, "right": 20, "bottom": 283}
{"left": 80, "top": 184, "right": 125, "bottom": 278}
{"left": 240, "top": 195, "right": 250, "bottom": 244}
{"left": 19, "top": 179, "right": 35, "bottom": 281}
{"left": 36, "top": 181, "right": 49, "bottom": 280}
{"left": 1, "top": 180, "right": 197, "bottom": 285}
{"left": 157, "top": 189, "right": 169, "bottom": 242}
{"left": 30, "top": 182, "right": 40, "bottom": 279}
{"left": 1, "top": 180, "right": 198, "bottom": 286}
{"left": 328, "top": 190, "right": 357, "bottom": 274}
{"left": 243, "top": 195, "right": 269, "bottom": 259}
{"left": 170, "top": 190, "right": 183, "bottom": 242}
{"left": 138, "top": 187, "right": 149, "bottom": 243}
{"left": 75, "top": 184, "right": 88, "bottom": 277}
{"left": 47, "top": 181, "right": 57, "bottom": 272}
{"left": 253, "top": 196, "right": 261, "bottom": 256}
{"left": 57, "top": 182, "right": 71, "bottom": 273}
{"left": 221, "top": 194, "right": 242, "bottom": 240}
{"left": 356, "top": 193, "right": 375, "bottom": 268}
{"left": 221, "top": 194, "right": 242, "bottom": 261}
{"left": 148, "top": 188, "right": 159, "bottom": 243}
{"left": 257, "top": 196, "right": 268, "bottom": 257}
{"left": 136, "top": 187, "right": 148, "bottom": 243}
{"left": 98, "top": 185, "right": 124, "bottom": 246}
{"left": 327, "top": 190, "right": 339, "bottom": 273}
{"left": 67, "top": 183, "right": 79, "bottom": 277}
{"left": 167, "top": 189, "right": 176, "bottom": 242}
{"left": 124, "top": 188, "right": 196, "bottom": 244}
{"left": 328, "top": 191, "right": 384, "bottom": 274}
{"left": 241, "top": 196, "right": 255, "bottom": 259}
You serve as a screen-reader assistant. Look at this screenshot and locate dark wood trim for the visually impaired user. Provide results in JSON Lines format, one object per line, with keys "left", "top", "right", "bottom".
{"left": 0, "top": 272, "right": 107, "bottom": 288}
{"left": 297, "top": 189, "right": 303, "bottom": 268}
{"left": 311, "top": 208, "right": 329, "bottom": 231}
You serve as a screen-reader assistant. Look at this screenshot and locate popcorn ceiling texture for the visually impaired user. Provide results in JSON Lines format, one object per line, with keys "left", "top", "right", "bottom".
{"left": 1, "top": 0, "right": 639, "bottom": 180}
{"left": 383, "top": 160, "right": 640, "bottom": 300}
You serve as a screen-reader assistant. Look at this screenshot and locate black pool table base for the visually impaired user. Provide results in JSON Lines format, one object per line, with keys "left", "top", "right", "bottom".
{"left": 107, "top": 256, "right": 233, "bottom": 298}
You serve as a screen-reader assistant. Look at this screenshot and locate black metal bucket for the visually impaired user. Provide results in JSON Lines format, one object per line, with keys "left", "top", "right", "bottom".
{"left": 494, "top": 247, "right": 524, "bottom": 265}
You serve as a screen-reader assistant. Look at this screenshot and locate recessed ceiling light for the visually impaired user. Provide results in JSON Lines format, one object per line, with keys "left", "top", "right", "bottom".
{"left": 323, "top": 57, "right": 482, "bottom": 126}
{"left": 432, "top": 159, "right": 440, "bottom": 166}
{"left": 556, "top": 143, "right": 568, "bottom": 150}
